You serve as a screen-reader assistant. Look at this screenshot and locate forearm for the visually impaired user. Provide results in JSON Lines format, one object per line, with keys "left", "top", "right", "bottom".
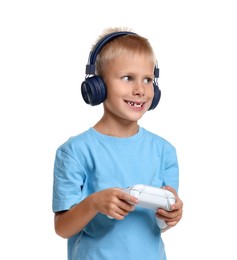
{"left": 54, "top": 193, "right": 98, "bottom": 239}
{"left": 54, "top": 188, "right": 138, "bottom": 238}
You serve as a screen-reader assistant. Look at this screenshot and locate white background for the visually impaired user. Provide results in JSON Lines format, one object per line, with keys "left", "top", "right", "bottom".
{"left": 1, "top": 0, "right": 236, "bottom": 259}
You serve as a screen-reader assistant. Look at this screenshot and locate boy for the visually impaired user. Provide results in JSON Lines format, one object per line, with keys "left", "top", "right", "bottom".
{"left": 53, "top": 27, "right": 183, "bottom": 260}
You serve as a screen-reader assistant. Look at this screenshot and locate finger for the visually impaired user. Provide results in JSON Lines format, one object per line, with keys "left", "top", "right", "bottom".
{"left": 107, "top": 213, "right": 125, "bottom": 220}
{"left": 117, "top": 207, "right": 132, "bottom": 217}
{"left": 156, "top": 209, "right": 176, "bottom": 220}
{"left": 156, "top": 207, "right": 180, "bottom": 218}
{"left": 107, "top": 207, "right": 131, "bottom": 220}
{"left": 161, "top": 185, "right": 178, "bottom": 197}
{"left": 118, "top": 191, "right": 139, "bottom": 204}
{"left": 166, "top": 220, "right": 178, "bottom": 227}
{"left": 119, "top": 201, "right": 136, "bottom": 212}
{"left": 170, "top": 196, "right": 183, "bottom": 211}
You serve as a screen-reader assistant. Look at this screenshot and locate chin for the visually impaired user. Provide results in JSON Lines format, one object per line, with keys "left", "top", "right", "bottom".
{"left": 127, "top": 113, "right": 146, "bottom": 122}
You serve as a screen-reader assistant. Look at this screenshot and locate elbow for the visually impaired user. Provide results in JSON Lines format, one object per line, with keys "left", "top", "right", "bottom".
{"left": 54, "top": 225, "right": 69, "bottom": 239}
{"left": 54, "top": 212, "right": 71, "bottom": 239}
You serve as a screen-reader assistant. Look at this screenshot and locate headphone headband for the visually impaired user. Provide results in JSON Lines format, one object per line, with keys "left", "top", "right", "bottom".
{"left": 86, "top": 31, "right": 137, "bottom": 75}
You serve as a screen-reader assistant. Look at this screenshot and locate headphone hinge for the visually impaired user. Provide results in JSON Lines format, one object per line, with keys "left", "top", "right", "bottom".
{"left": 86, "top": 64, "right": 96, "bottom": 75}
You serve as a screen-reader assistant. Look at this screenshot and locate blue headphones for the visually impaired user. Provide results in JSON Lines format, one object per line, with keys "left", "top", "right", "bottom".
{"left": 81, "top": 31, "right": 161, "bottom": 110}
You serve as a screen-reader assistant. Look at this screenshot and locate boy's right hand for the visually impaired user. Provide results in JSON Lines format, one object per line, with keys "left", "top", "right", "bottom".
{"left": 92, "top": 188, "right": 138, "bottom": 220}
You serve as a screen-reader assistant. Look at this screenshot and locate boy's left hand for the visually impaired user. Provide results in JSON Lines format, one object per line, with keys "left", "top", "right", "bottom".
{"left": 155, "top": 186, "right": 183, "bottom": 230}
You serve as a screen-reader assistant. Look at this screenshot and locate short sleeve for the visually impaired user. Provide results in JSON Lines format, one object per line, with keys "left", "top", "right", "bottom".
{"left": 52, "top": 148, "right": 86, "bottom": 212}
{"left": 163, "top": 143, "right": 179, "bottom": 192}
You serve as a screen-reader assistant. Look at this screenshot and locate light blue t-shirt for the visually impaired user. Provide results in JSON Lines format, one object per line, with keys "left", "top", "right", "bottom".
{"left": 53, "top": 127, "right": 179, "bottom": 260}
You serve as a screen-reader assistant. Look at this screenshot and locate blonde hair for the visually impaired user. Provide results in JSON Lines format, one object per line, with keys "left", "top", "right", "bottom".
{"left": 92, "top": 27, "right": 156, "bottom": 76}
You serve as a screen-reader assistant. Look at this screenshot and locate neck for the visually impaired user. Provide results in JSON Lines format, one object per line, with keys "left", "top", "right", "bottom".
{"left": 93, "top": 117, "right": 139, "bottom": 138}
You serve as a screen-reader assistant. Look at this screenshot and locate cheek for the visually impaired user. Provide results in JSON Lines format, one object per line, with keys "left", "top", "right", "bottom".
{"left": 104, "top": 87, "right": 115, "bottom": 102}
{"left": 106, "top": 83, "right": 127, "bottom": 99}
{"left": 148, "top": 86, "right": 155, "bottom": 99}
{"left": 103, "top": 87, "right": 119, "bottom": 106}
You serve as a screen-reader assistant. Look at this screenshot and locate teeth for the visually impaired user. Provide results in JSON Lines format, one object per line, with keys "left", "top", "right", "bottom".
{"left": 127, "top": 101, "right": 143, "bottom": 107}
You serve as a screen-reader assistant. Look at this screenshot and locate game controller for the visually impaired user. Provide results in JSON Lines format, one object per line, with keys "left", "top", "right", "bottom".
{"left": 123, "top": 184, "right": 176, "bottom": 230}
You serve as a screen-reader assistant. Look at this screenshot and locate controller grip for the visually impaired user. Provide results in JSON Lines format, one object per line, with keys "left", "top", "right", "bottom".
{"left": 156, "top": 217, "right": 168, "bottom": 231}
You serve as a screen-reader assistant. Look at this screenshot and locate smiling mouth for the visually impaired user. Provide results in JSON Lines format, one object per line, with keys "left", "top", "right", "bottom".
{"left": 125, "top": 101, "right": 145, "bottom": 108}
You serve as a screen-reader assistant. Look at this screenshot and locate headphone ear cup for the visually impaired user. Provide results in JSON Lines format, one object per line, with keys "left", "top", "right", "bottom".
{"left": 149, "top": 83, "right": 161, "bottom": 110}
{"left": 81, "top": 76, "right": 107, "bottom": 106}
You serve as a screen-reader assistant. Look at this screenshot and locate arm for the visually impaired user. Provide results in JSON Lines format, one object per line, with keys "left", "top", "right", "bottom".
{"left": 157, "top": 141, "right": 182, "bottom": 231}
{"left": 54, "top": 188, "right": 138, "bottom": 238}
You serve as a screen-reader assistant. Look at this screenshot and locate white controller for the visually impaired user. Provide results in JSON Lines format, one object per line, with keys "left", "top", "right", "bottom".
{"left": 123, "top": 184, "right": 176, "bottom": 230}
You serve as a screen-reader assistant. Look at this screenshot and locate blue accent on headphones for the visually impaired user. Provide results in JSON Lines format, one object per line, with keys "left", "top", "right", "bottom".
{"left": 81, "top": 31, "right": 161, "bottom": 110}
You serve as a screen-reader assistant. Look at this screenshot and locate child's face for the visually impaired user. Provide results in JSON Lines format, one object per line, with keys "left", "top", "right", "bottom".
{"left": 102, "top": 53, "right": 155, "bottom": 123}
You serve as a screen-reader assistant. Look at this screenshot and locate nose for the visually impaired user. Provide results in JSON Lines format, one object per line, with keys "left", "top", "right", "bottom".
{"left": 132, "top": 81, "right": 145, "bottom": 96}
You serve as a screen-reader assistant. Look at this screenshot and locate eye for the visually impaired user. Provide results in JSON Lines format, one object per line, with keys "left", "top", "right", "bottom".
{"left": 143, "top": 77, "right": 153, "bottom": 84}
{"left": 122, "top": 75, "right": 133, "bottom": 82}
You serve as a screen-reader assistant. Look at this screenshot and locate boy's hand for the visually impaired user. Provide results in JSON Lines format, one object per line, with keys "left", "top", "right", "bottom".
{"left": 93, "top": 188, "right": 138, "bottom": 220}
{"left": 155, "top": 186, "right": 183, "bottom": 229}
